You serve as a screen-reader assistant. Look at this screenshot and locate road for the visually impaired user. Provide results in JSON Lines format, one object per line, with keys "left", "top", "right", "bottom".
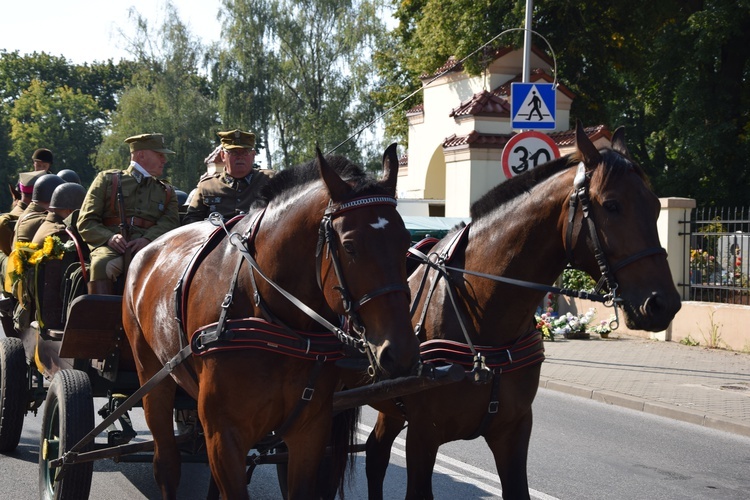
{"left": 2, "top": 388, "right": 749, "bottom": 498}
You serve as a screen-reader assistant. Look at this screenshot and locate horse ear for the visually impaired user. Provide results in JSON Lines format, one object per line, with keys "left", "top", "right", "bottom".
{"left": 380, "top": 143, "right": 399, "bottom": 196}
{"left": 575, "top": 120, "right": 602, "bottom": 169}
{"left": 610, "top": 126, "right": 632, "bottom": 159}
{"left": 316, "top": 146, "right": 351, "bottom": 202}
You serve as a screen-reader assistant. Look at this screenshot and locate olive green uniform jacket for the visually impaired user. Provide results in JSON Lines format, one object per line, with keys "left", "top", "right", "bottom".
{"left": 32, "top": 212, "right": 68, "bottom": 246}
{"left": 77, "top": 165, "right": 179, "bottom": 280}
{"left": 182, "top": 169, "right": 274, "bottom": 225}
{"left": 13, "top": 202, "right": 47, "bottom": 246}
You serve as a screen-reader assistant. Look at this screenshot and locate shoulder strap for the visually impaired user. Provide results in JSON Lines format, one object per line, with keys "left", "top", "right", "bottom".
{"left": 109, "top": 172, "right": 119, "bottom": 214}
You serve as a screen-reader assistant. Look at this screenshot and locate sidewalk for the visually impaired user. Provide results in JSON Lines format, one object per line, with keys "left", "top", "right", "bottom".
{"left": 539, "top": 334, "right": 750, "bottom": 438}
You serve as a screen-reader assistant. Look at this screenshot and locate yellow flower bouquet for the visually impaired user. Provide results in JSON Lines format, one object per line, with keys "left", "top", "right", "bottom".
{"left": 5, "top": 236, "right": 70, "bottom": 297}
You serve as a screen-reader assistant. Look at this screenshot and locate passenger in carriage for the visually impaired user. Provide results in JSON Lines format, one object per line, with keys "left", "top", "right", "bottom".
{"left": 32, "top": 182, "right": 87, "bottom": 246}
{"left": 0, "top": 172, "right": 44, "bottom": 257}
{"left": 77, "top": 133, "right": 179, "bottom": 295}
{"left": 181, "top": 129, "right": 275, "bottom": 225}
{"left": 12, "top": 173, "right": 65, "bottom": 246}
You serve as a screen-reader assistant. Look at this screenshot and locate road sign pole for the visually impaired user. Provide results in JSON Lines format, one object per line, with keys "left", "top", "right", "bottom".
{"left": 522, "top": 0, "right": 533, "bottom": 84}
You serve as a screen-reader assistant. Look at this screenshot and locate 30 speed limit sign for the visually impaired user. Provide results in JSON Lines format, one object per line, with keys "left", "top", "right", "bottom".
{"left": 501, "top": 131, "right": 560, "bottom": 179}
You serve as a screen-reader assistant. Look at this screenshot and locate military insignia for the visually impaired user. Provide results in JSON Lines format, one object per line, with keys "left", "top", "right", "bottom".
{"left": 234, "top": 130, "right": 241, "bottom": 139}
{"left": 132, "top": 169, "right": 144, "bottom": 183}
{"left": 158, "top": 203, "right": 164, "bottom": 211}
{"left": 204, "top": 196, "right": 222, "bottom": 205}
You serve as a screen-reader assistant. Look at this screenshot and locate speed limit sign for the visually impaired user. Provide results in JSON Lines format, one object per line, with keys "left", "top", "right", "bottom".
{"left": 501, "top": 131, "right": 560, "bottom": 179}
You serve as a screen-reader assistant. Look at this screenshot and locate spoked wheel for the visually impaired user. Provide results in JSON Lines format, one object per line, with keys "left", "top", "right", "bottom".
{"left": 0, "top": 336, "right": 27, "bottom": 452}
{"left": 39, "top": 369, "right": 94, "bottom": 500}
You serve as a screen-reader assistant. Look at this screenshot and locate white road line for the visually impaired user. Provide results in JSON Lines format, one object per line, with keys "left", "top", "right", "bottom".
{"left": 357, "top": 424, "right": 558, "bottom": 500}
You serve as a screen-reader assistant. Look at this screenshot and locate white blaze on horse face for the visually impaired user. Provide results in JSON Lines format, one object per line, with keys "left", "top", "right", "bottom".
{"left": 370, "top": 217, "right": 390, "bottom": 230}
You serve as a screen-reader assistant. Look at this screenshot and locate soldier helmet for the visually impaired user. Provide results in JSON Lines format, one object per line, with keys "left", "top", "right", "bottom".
{"left": 57, "top": 169, "right": 82, "bottom": 184}
{"left": 32, "top": 174, "right": 65, "bottom": 203}
{"left": 175, "top": 189, "right": 188, "bottom": 207}
{"left": 49, "top": 183, "right": 87, "bottom": 210}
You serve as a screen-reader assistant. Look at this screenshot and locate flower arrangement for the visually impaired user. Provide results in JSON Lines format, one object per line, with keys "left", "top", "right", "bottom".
{"left": 587, "top": 315, "right": 617, "bottom": 338}
{"left": 535, "top": 307, "right": 597, "bottom": 340}
{"left": 6, "top": 236, "right": 72, "bottom": 293}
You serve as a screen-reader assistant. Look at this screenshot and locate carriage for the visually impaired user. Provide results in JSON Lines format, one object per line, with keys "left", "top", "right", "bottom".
{"left": 0, "top": 124, "right": 681, "bottom": 499}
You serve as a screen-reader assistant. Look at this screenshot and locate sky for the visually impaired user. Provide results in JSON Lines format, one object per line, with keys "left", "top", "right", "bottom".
{"left": 0, "top": 0, "right": 223, "bottom": 64}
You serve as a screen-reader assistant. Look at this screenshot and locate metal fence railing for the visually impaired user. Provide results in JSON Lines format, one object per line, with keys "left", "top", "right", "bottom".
{"left": 689, "top": 207, "right": 750, "bottom": 304}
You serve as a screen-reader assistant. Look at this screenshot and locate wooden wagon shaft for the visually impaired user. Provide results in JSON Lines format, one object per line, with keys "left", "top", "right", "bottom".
{"left": 332, "top": 363, "right": 464, "bottom": 413}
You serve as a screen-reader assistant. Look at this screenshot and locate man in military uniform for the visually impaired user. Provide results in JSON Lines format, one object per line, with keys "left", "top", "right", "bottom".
{"left": 32, "top": 182, "right": 87, "bottom": 245}
{"left": 182, "top": 129, "right": 275, "bottom": 225}
{"left": 0, "top": 172, "right": 42, "bottom": 256}
{"left": 77, "top": 133, "right": 179, "bottom": 295}
{"left": 13, "top": 174, "right": 65, "bottom": 246}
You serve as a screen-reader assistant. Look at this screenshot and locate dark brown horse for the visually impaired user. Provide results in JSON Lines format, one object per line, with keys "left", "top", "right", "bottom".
{"left": 365, "top": 122, "right": 682, "bottom": 499}
{"left": 122, "top": 145, "right": 420, "bottom": 499}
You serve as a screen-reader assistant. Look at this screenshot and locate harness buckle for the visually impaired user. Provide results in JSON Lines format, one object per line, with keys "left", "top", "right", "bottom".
{"left": 221, "top": 293, "right": 233, "bottom": 309}
{"left": 488, "top": 401, "right": 499, "bottom": 414}
{"left": 302, "top": 387, "right": 314, "bottom": 401}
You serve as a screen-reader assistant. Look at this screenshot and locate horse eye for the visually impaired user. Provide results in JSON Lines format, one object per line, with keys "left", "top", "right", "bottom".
{"left": 342, "top": 241, "right": 356, "bottom": 255}
{"left": 603, "top": 200, "right": 620, "bottom": 213}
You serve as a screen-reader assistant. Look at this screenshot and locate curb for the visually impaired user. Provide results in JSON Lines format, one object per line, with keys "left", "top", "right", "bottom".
{"left": 538, "top": 376, "right": 750, "bottom": 439}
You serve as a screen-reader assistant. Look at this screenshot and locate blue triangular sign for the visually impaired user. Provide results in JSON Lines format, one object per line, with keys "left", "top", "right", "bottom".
{"left": 511, "top": 83, "right": 556, "bottom": 130}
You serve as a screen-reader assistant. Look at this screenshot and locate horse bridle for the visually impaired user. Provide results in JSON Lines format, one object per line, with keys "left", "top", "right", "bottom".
{"left": 219, "top": 195, "right": 409, "bottom": 378}
{"left": 565, "top": 162, "right": 667, "bottom": 323}
{"left": 315, "top": 196, "right": 411, "bottom": 375}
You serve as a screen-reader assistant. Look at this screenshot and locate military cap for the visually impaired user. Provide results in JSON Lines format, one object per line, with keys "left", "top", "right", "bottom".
{"left": 18, "top": 170, "right": 46, "bottom": 194}
{"left": 124, "top": 133, "right": 175, "bottom": 154}
{"left": 218, "top": 129, "right": 256, "bottom": 150}
{"left": 57, "top": 169, "right": 82, "bottom": 184}
{"left": 49, "top": 182, "right": 87, "bottom": 210}
{"left": 32, "top": 148, "right": 54, "bottom": 164}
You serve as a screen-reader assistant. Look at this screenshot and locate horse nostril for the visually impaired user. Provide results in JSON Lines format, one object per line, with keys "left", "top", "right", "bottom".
{"left": 640, "top": 291, "right": 660, "bottom": 316}
{"left": 376, "top": 341, "right": 419, "bottom": 378}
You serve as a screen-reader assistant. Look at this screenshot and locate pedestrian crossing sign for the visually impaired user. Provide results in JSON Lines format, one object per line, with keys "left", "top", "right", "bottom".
{"left": 511, "top": 82, "right": 556, "bottom": 130}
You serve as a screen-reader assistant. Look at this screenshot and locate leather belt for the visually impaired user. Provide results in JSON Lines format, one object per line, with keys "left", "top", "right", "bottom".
{"left": 103, "top": 216, "right": 156, "bottom": 229}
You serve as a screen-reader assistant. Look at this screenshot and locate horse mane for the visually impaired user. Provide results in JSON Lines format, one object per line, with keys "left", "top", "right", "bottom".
{"left": 251, "top": 155, "right": 387, "bottom": 208}
{"left": 469, "top": 147, "right": 650, "bottom": 222}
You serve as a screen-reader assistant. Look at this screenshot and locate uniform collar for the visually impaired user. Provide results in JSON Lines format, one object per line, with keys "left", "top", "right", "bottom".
{"left": 129, "top": 161, "right": 152, "bottom": 183}
{"left": 221, "top": 171, "right": 254, "bottom": 186}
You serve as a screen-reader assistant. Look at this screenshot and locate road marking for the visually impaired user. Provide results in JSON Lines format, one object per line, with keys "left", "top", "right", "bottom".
{"left": 357, "top": 424, "right": 558, "bottom": 500}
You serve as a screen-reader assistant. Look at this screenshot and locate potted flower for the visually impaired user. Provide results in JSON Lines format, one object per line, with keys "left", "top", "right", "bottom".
{"left": 587, "top": 314, "right": 617, "bottom": 338}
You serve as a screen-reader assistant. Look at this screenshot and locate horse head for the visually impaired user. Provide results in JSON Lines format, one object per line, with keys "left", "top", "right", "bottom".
{"left": 314, "top": 144, "right": 419, "bottom": 378}
{"left": 567, "top": 121, "right": 681, "bottom": 331}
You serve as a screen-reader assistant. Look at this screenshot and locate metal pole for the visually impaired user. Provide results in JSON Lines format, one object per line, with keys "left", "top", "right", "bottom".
{"left": 522, "top": 0, "right": 533, "bottom": 83}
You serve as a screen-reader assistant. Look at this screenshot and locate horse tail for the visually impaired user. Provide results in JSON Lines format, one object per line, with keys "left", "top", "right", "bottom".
{"left": 329, "top": 406, "right": 360, "bottom": 499}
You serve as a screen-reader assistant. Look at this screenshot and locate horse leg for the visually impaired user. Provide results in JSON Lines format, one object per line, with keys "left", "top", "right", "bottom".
{"left": 403, "top": 425, "right": 440, "bottom": 500}
{"left": 365, "top": 411, "right": 405, "bottom": 500}
{"left": 484, "top": 411, "right": 533, "bottom": 500}
{"left": 283, "top": 415, "right": 331, "bottom": 500}
{"left": 142, "top": 380, "right": 182, "bottom": 499}
{"left": 199, "top": 393, "right": 253, "bottom": 499}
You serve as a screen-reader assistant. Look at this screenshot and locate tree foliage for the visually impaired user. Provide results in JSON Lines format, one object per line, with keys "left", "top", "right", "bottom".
{"left": 95, "top": 2, "right": 218, "bottom": 192}
{"left": 218, "top": 0, "right": 391, "bottom": 170}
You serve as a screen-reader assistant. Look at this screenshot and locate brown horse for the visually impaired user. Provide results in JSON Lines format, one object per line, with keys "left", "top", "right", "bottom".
{"left": 122, "top": 145, "right": 420, "bottom": 499}
{"left": 365, "top": 122, "right": 682, "bottom": 499}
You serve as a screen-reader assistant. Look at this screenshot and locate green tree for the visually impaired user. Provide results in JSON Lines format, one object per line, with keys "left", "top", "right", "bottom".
{"left": 219, "top": 0, "right": 391, "bottom": 170}
{"left": 97, "top": 2, "right": 218, "bottom": 192}
{"left": 9, "top": 80, "right": 102, "bottom": 183}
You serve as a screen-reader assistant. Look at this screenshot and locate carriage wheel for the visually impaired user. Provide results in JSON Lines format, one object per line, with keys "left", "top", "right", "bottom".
{"left": 39, "top": 369, "right": 94, "bottom": 500}
{"left": 0, "top": 336, "right": 27, "bottom": 452}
